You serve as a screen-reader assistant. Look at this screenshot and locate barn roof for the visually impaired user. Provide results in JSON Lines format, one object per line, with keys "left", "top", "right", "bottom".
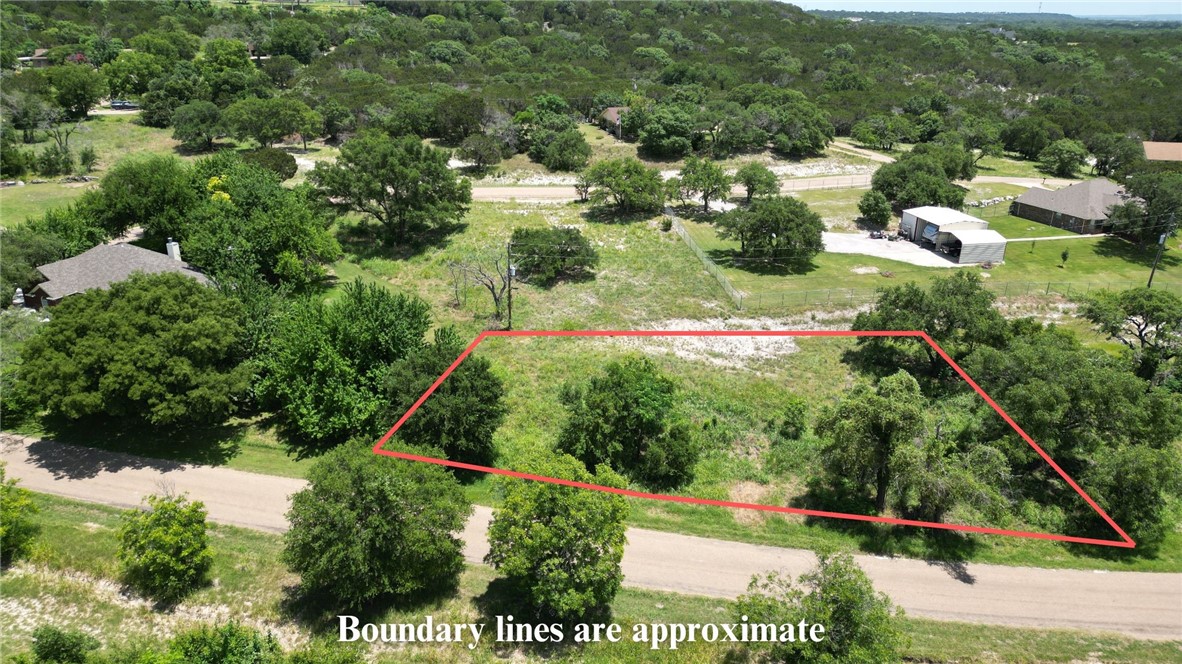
{"left": 1012, "top": 179, "right": 1127, "bottom": 222}
{"left": 1143, "top": 141, "right": 1182, "bottom": 162}
{"left": 31, "top": 243, "right": 209, "bottom": 300}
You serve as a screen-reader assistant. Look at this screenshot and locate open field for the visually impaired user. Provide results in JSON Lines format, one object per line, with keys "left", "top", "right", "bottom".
{"left": 977, "top": 153, "right": 1086, "bottom": 180}
{"left": 0, "top": 182, "right": 95, "bottom": 228}
{"left": 4, "top": 493, "right": 1180, "bottom": 662}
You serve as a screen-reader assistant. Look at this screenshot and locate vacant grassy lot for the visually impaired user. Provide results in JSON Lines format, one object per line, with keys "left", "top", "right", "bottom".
{"left": 977, "top": 153, "right": 1086, "bottom": 180}
{"left": 6, "top": 493, "right": 1179, "bottom": 663}
{"left": 0, "top": 182, "right": 94, "bottom": 228}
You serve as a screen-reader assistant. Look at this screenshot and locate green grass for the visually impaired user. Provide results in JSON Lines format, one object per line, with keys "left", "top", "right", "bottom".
{"left": 5, "top": 493, "right": 1180, "bottom": 662}
{"left": 791, "top": 188, "right": 868, "bottom": 231}
{"left": 976, "top": 204, "right": 1078, "bottom": 239}
{"left": 977, "top": 153, "right": 1085, "bottom": 181}
{"left": 0, "top": 181, "right": 95, "bottom": 228}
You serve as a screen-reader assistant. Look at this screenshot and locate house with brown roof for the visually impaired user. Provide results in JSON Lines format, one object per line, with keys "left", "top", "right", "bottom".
{"left": 1142, "top": 141, "right": 1182, "bottom": 162}
{"left": 27, "top": 241, "right": 208, "bottom": 308}
{"left": 1009, "top": 179, "right": 1130, "bottom": 235}
{"left": 598, "top": 106, "right": 629, "bottom": 138}
{"left": 17, "top": 49, "right": 50, "bottom": 68}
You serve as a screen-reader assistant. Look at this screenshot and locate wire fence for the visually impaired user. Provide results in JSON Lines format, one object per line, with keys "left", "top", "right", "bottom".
{"left": 669, "top": 212, "right": 1181, "bottom": 311}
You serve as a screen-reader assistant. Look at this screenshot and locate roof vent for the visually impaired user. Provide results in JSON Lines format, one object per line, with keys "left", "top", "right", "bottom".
{"left": 166, "top": 238, "right": 181, "bottom": 262}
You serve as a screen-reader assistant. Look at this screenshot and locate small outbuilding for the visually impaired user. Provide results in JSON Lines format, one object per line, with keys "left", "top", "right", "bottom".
{"left": 900, "top": 206, "right": 1006, "bottom": 264}
{"left": 1142, "top": 141, "right": 1182, "bottom": 163}
{"left": 598, "top": 106, "right": 629, "bottom": 138}
{"left": 27, "top": 241, "right": 208, "bottom": 308}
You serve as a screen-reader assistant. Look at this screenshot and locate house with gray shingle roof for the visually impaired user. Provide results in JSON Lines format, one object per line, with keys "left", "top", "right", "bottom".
{"left": 1009, "top": 179, "right": 1130, "bottom": 235}
{"left": 28, "top": 242, "right": 209, "bottom": 308}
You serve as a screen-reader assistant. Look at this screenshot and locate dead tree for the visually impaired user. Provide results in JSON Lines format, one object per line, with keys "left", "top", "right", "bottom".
{"left": 452, "top": 256, "right": 510, "bottom": 322}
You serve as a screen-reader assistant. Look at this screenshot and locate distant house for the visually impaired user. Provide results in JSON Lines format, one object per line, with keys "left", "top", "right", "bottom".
{"left": 598, "top": 106, "right": 629, "bottom": 139}
{"left": 1142, "top": 141, "right": 1182, "bottom": 162}
{"left": 1009, "top": 179, "right": 1129, "bottom": 235}
{"left": 27, "top": 241, "right": 208, "bottom": 308}
{"left": 986, "top": 27, "right": 1017, "bottom": 40}
{"left": 900, "top": 206, "right": 1007, "bottom": 264}
{"left": 17, "top": 49, "right": 50, "bottom": 68}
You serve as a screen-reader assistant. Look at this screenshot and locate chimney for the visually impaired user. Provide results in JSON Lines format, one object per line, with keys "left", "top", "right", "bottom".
{"left": 166, "top": 238, "right": 181, "bottom": 262}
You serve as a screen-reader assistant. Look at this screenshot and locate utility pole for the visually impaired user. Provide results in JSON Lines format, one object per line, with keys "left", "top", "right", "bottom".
{"left": 1147, "top": 214, "right": 1175, "bottom": 289}
{"left": 506, "top": 242, "right": 514, "bottom": 330}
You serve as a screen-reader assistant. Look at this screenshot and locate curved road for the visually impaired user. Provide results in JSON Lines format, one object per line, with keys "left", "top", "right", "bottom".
{"left": 3, "top": 435, "right": 1179, "bottom": 641}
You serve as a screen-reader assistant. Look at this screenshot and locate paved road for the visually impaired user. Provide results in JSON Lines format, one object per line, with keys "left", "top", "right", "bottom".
{"left": 4, "top": 435, "right": 1179, "bottom": 640}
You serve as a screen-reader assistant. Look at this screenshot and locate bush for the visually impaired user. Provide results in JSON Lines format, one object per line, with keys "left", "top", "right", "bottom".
{"left": 283, "top": 441, "right": 471, "bottom": 608}
{"left": 31, "top": 625, "right": 99, "bottom": 664}
{"left": 383, "top": 327, "right": 507, "bottom": 466}
{"left": 117, "top": 494, "right": 213, "bottom": 602}
{"left": 36, "top": 144, "right": 74, "bottom": 176}
{"left": 78, "top": 146, "right": 98, "bottom": 173}
{"left": 457, "top": 133, "right": 504, "bottom": 170}
{"left": 735, "top": 552, "right": 908, "bottom": 663}
{"left": 167, "top": 623, "right": 282, "bottom": 664}
{"left": 541, "top": 128, "right": 591, "bottom": 172}
{"left": 556, "top": 355, "right": 698, "bottom": 488}
{"left": 858, "top": 190, "right": 892, "bottom": 226}
{"left": 485, "top": 454, "right": 628, "bottom": 621}
{"left": 777, "top": 394, "right": 810, "bottom": 441}
{"left": 510, "top": 226, "right": 599, "bottom": 284}
{"left": 0, "top": 463, "right": 39, "bottom": 564}
{"left": 241, "top": 147, "right": 298, "bottom": 181}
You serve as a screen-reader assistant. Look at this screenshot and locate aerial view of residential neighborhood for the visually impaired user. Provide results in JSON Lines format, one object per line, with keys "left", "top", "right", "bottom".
{"left": 2, "top": 0, "right": 1182, "bottom": 661}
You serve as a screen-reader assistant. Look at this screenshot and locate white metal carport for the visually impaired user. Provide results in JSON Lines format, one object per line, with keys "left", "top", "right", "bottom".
{"left": 944, "top": 228, "right": 1007, "bottom": 264}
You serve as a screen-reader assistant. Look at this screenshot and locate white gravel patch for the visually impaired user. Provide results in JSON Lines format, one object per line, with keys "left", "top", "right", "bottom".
{"left": 611, "top": 318, "right": 801, "bottom": 369}
{"left": 851, "top": 265, "right": 881, "bottom": 274}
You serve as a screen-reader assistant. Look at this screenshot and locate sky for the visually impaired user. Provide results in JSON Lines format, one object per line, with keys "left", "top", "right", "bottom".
{"left": 796, "top": 0, "right": 1182, "bottom": 16}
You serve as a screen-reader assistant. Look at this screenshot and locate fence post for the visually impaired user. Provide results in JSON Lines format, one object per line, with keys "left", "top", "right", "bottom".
{"left": 1046, "top": 282, "right": 1051, "bottom": 295}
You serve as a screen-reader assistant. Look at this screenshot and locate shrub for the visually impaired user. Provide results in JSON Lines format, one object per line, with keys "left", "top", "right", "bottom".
{"left": 541, "top": 128, "right": 591, "bottom": 171}
{"left": 36, "top": 144, "right": 74, "bottom": 176}
{"left": 735, "top": 552, "right": 908, "bottom": 663}
{"left": 485, "top": 454, "right": 628, "bottom": 621}
{"left": 117, "top": 494, "right": 213, "bottom": 602}
{"left": 78, "top": 146, "right": 98, "bottom": 173}
{"left": 283, "top": 441, "right": 471, "bottom": 608}
{"left": 31, "top": 625, "right": 99, "bottom": 664}
{"left": 858, "top": 190, "right": 892, "bottom": 226}
{"left": 0, "top": 463, "right": 40, "bottom": 564}
{"left": 167, "top": 623, "right": 282, "bottom": 664}
{"left": 777, "top": 394, "right": 810, "bottom": 441}
{"left": 241, "top": 147, "right": 298, "bottom": 181}
{"left": 510, "top": 226, "right": 599, "bottom": 284}
{"left": 556, "top": 355, "right": 698, "bottom": 488}
{"left": 457, "top": 133, "right": 503, "bottom": 170}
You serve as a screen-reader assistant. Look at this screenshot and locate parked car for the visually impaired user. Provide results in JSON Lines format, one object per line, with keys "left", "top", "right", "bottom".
{"left": 110, "top": 100, "right": 139, "bottom": 110}
{"left": 869, "top": 230, "right": 886, "bottom": 239}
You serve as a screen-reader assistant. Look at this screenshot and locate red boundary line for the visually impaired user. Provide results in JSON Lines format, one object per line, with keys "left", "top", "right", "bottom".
{"left": 372, "top": 330, "right": 1135, "bottom": 549}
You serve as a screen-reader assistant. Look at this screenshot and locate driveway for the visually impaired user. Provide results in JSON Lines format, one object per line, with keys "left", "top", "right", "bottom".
{"left": 3, "top": 435, "right": 1180, "bottom": 640}
{"left": 822, "top": 232, "right": 965, "bottom": 268}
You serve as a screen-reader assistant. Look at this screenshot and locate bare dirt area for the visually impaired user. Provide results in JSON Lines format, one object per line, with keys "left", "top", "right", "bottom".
{"left": 610, "top": 317, "right": 802, "bottom": 369}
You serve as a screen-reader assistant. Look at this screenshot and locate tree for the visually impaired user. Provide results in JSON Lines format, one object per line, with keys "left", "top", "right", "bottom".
{"left": 0, "top": 225, "right": 68, "bottom": 307}
{"left": 638, "top": 104, "right": 695, "bottom": 158}
{"left": 382, "top": 328, "right": 507, "bottom": 466}
{"left": 262, "top": 54, "right": 301, "bottom": 88}
{"left": 0, "top": 462, "right": 39, "bottom": 565}
{"left": 457, "top": 133, "right": 503, "bottom": 171}
{"left": 1082, "top": 287, "right": 1182, "bottom": 381}
{"left": 734, "top": 162, "right": 778, "bottom": 204}
{"left": 1, "top": 90, "right": 49, "bottom": 143}
{"left": 88, "top": 153, "right": 198, "bottom": 238}
{"left": 317, "top": 99, "right": 352, "bottom": 142}
{"left": 858, "top": 190, "right": 892, "bottom": 226}
{"left": 851, "top": 114, "right": 912, "bottom": 151}
{"left": 678, "top": 156, "right": 732, "bottom": 213}
{"left": 851, "top": 271, "right": 1008, "bottom": 378}
{"left": 101, "top": 51, "right": 164, "bottom": 99}
{"left": 510, "top": 226, "right": 599, "bottom": 284}
{"left": 171, "top": 100, "right": 222, "bottom": 151}
{"left": 31, "top": 625, "right": 100, "bottom": 664}
{"left": 716, "top": 195, "right": 824, "bottom": 265}
{"left": 167, "top": 623, "right": 283, "bottom": 664}
{"left": 1038, "top": 138, "right": 1088, "bottom": 177}
{"left": 117, "top": 494, "right": 213, "bottom": 602}
{"left": 542, "top": 128, "right": 591, "bottom": 172}
{"left": 584, "top": 158, "right": 665, "bottom": 214}
{"left": 817, "top": 371, "right": 926, "bottom": 513}
{"left": 958, "top": 115, "right": 1004, "bottom": 165}
{"left": 871, "top": 156, "right": 965, "bottom": 210}
{"left": 1078, "top": 445, "right": 1182, "bottom": 549}
{"left": 240, "top": 147, "right": 298, "bottom": 181}
{"left": 47, "top": 64, "right": 107, "bottom": 119}
{"left": 259, "top": 281, "right": 431, "bottom": 450}
{"left": 264, "top": 19, "right": 327, "bottom": 64}
{"left": 435, "top": 90, "right": 485, "bottom": 144}
{"left": 223, "top": 96, "right": 316, "bottom": 148}
{"left": 283, "top": 441, "right": 471, "bottom": 608}
{"left": 17, "top": 273, "right": 250, "bottom": 427}
{"left": 735, "top": 552, "right": 908, "bottom": 663}
{"left": 1087, "top": 133, "right": 1143, "bottom": 177}
{"left": 310, "top": 131, "right": 472, "bottom": 243}
{"left": 1002, "top": 116, "right": 1062, "bottom": 160}
{"left": 485, "top": 454, "right": 628, "bottom": 621}
{"left": 556, "top": 355, "right": 698, "bottom": 488}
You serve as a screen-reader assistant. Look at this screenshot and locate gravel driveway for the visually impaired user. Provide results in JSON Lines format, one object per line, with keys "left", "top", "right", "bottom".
{"left": 822, "top": 232, "right": 966, "bottom": 268}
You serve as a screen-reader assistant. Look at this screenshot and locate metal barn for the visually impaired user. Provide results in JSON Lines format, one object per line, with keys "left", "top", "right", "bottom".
{"left": 900, "top": 206, "right": 1006, "bottom": 264}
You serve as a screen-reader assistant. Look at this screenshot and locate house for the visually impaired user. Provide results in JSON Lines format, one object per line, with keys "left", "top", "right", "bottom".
{"left": 598, "top": 106, "right": 629, "bottom": 138}
{"left": 987, "top": 27, "right": 1017, "bottom": 40}
{"left": 1142, "top": 141, "right": 1182, "bottom": 162}
{"left": 1009, "top": 179, "right": 1129, "bottom": 234}
{"left": 17, "top": 49, "right": 50, "bottom": 68}
{"left": 900, "top": 206, "right": 1007, "bottom": 264}
{"left": 27, "top": 240, "right": 208, "bottom": 308}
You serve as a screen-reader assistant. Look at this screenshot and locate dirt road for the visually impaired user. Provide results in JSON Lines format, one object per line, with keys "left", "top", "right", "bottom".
{"left": 4, "top": 435, "right": 1179, "bottom": 640}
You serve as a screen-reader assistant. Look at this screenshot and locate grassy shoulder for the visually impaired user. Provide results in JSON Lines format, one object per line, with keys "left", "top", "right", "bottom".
{"left": 5, "top": 492, "right": 1179, "bottom": 663}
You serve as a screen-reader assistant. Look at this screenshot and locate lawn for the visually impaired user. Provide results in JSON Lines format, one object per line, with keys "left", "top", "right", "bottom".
{"left": 976, "top": 153, "right": 1085, "bottom": 181}
{"left": 0, "top": 181, "right": 94, "bottom": 227}
{"left": 679, "top": 216, "right": 1182, "bottom": 310}
{"left": 6, "top": 492, "right": 1180, "bottom": 663}
{"left": 790, "top": 188, "right": 867, "bottom": 231}
{"left": 975, "top": 203, "right": 1078, "bottom": 239}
